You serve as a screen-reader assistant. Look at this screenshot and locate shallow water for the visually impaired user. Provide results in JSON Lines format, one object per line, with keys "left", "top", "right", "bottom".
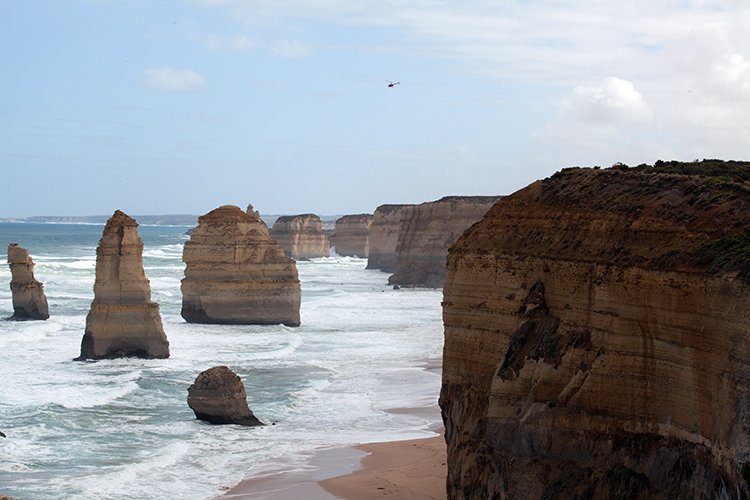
{"left": 0, "top": 222, "right": 443, "bottom": 500}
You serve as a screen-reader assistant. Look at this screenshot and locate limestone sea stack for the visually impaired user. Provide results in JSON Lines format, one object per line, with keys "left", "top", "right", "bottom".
{"left": 187, "top": 366, "right": 264, "bottom": 426}
{"left": 181, "top": 205, "right": 301, "bottom": 326}
{"left": 365, "top": 204, "right": 414, "bottom": 272}
{"left": 76, "top": 210, "right": 169, "bottom": 360}
{"left": 388, "top": 196, "right": 500, "bottom": 288}
{"left": 7, "top": 244, "right": 50, "bottom": 320}
{"left": 269, "top": 214, "right": 330, "bottom": 259}
{"left": 440, "top": 161, "right": 750, "bottom": 499}
{"left": 333, "top": 214, "right": 373, "bottom": 257}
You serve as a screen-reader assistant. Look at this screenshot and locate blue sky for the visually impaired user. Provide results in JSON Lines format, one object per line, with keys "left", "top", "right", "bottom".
{"left": 2, "top": 0, "right": 749, "bottom": 217}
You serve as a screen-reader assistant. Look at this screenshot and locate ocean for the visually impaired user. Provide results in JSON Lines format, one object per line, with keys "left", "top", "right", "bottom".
{"left": 0, "top": 222, "right": 443, "bottom": 500}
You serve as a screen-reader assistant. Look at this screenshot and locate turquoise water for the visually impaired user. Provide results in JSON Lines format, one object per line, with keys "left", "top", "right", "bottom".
{"left": 0, "top": 222, "right": 443, "bottom": 499}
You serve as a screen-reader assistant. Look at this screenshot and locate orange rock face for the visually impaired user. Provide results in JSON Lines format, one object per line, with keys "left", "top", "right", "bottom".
{"left": 366, "top": 204, "right": 414, "bottom": 272}
{"left": 440, "top": 164, "right": 750, "bottom": 499}
{"left": 388, "top": 196, "right": 500, "bottom": 288}
{"left": 333, "top": 214, "right": 373, "bottom": 258}
{"left": 269, "top": 214, "right": 330, "bottom": 260}
{"left": 7, "top": 244, "right": 49, "bottom": 320}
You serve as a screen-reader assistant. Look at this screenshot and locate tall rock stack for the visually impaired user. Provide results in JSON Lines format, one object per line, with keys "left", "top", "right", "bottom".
{"left": 269, "top": 214, "right": 330, "bottom": 260}
{"left": 77, "top": 210, "right": 169, "bottom": 360}
{"left": 181, "top": 205, "right": 301, "bottom": 326}
{"left": 365, "top": 204, "right": 414, "bottom": 272}
{"left": 7, "top": 244, "right": 50, "bottom": 320}
{"left": 333, "top": 214, "right": 373, "bottom": 257}
{"left": 388, "top": 196, "right": 500, "bottom": 288}
{"left": 440, "top": 162, "right": 750, "bottom": 499}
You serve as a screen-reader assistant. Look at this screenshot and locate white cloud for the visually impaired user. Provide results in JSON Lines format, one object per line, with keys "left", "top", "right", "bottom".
{"left": 271, "top": 40, "right": 313, "bottom": 58}
{"left": 563, "top": 77, "right": 653, "bottom": 125}
{"left": 205, "top": 34, "right": 257, "bottom": 51}
{"left": 143, "top": 67, "right": 207, "bottom": 93}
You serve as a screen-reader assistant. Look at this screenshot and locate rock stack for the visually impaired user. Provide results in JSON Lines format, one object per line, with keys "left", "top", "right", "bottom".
{"left": 333, "top": 214, "right": 373, "bottom": 258}
{"left": 269, "top": 214, "right": 330, "bottom": 259}
{"left": 76, "top": 210, "right": 169, "bottom": 360}
{"left": 187, "top": 366, "right": 264, "bottom": 426}
{"left": 440, "top": 162, "right": 750, "bottom": 499}
{"left": 366, "top": 204, "right": 414, "bottom": 272}
{"left": 388, "top": 196, "right": 500, "bottom": 288}
{"left": 7, "top": 244, "right": 49, "bottom": 320}
{"left": 181, "top": 205, "right": 301, "bottom": 326}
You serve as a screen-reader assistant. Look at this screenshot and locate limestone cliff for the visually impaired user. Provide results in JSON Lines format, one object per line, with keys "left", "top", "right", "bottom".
{"left": 366, "top": 204, "right": 414, "bottom": 272}
{"left": 181, "top": 205, "right": 300, "bottom": 326}
{"left": 333, "top": 214, "right": 373, "bottom": 257}
{"left": 388, "top": 196, "right": 500, "bottom": 288}
{"left": 269, "top": 214, "right": 330, "bottom": 260}
{"left": 440, "top": 161, "right": 750, "bottom": 499}
{"left": 77, "top": 210, "right": 169, "bottom": 360}
{"left": 7, "top": 244, "right": 49, "bottom": 320}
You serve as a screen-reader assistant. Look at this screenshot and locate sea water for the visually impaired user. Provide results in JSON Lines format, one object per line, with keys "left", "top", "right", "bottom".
{"left": 0, "top": 222, "right": 444, "bottom": 500}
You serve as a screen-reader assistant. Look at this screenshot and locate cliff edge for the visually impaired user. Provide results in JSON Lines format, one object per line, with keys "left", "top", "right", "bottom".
{"left": 440, "top": 161, "right": 750, "bottom": 499}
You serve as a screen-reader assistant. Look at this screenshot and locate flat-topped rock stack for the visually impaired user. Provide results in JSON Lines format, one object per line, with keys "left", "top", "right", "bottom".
{"left": 388, "top": 196, "right": 500, "bottom": 288}
{"left": 7, "top": 244, "right": 49, "bottom": 320}
{"left": 181, "top": 205, "right": 301, "bottom": 326}
{"left": 366, "top": 204, "right": 414, "bottom": 272}
{"left": 333, "top": 214, "right": 373, "bottom": 257}
{"left": 269, "top": 214, "right": 330, "bottom": 260}
{"left": 440, "top": 161, "right": 750, "bottom": 499}
{"left": 77, "top": 210, "right": 169, "bottom": 360}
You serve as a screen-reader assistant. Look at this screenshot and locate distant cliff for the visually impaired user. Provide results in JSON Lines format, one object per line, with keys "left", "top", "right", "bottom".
{"left": 366, "top": 204, "right": 414, "bottom": 272}
{"left": 333, "top": 214, "right": 373, "bottom": 258}
{"left": 440, "top": 161, "right": 750, "bottom": 499}
{"left": 388, "top": 196, "right": 500, "bottom": 288}
{"left": 270, "top": 214, "right": 330, "bottom": 260}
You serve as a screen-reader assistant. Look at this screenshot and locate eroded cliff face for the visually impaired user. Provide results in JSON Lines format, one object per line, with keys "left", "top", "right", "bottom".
{"left": 388, "top": 196, "right": 500, "bottom": 288}
{"left": 7, "top": 244, "right": 49, "bottom": 320}
{"left": 333, "top": 214, "right": 373, "bottom": 258}
{"left": 78, "top": 210, "right": 169, "bottom": 360}
{"left": 440, "top": 165, "right": 750, "bottom": 499}
{"left": 182, "top": 205, "right": 300, "bottom": 326}
{"left": 269, "top": 214, "right": 330, "bottom": 260}
{"left": 366, "top": 204, "right": 414, "bottom": 272}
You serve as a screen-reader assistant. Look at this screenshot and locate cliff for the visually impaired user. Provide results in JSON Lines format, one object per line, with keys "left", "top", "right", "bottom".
{"left": 77, "top": 210, "right": 169, "bottom": 360}
{"left": 388, "top": 196, "right": 500, "bottom": 288}
{"left": 7, "top": 244, "right": 49, "bottom": 320}
{"left": 366, "top": 204, "right": 414, "bottom": 272}
{"left": 269, "top": 214, "right": 330, "bottom": 260}
{"left": 181, "top": 205, "right": 300, "bottom": 326}
{"left": 333, "top": 214, "right": 373, "bottom": 258}
{"left": 440, "top": 162, "right": 750, "bottom": 499}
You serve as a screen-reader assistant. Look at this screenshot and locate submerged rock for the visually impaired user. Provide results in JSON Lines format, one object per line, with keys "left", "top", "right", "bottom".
{"left": 7, "top": 244, "right": 49, "bottom": 320}
{"left": 187, "top": 366, "right": 264, "bottom": 426}
{"left": 76, "top": 210, "right": 170, "bottom": 360}
{"left": 269, "top": 214, "right": 330, "bottom": 259}
{"left": 181, "top": 205, "right": 301, "bottom": 326}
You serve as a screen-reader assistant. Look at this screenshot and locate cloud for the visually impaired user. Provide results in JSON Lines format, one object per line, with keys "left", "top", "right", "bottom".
{"left": 205, "top": 34, "right": 257, "bottom": 50}
{"left": 562, "top": 77, "right": 653, "bottom": 125}
{"left": 143, "top": 67, "right": 207, "bottom": 93}
{"left": 271, "top": 40, "right": 313, "bottom": 58}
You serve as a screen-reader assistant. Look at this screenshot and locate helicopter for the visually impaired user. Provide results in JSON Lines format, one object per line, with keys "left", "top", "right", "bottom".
{"left": 387, "top": 80, "right": 400, "bottom": 88}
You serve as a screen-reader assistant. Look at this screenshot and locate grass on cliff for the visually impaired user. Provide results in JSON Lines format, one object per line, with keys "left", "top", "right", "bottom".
{"left": 554, "top": 159, "right": 750, "bottom": 183}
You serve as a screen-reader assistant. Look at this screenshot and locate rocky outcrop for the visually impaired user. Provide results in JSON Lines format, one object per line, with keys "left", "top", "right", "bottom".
{"left": 187, "top": 366, "right": 264, "bottom": 426}
{"left": 366, "top": 204, "right": 414, "bottom": 272}
{"left": 440, "top": 161, "right": 750, "bottom": 499}
{"left": 76, "top": 210, "right": 169, "bottom": 360}
{"left": 181, "top": 205, "right": 300, "bottom": 326}
{"left": 333, "top": 214, "right": 373, "bottom": 257}
{"left": 388, "top": 196, "right": 500, "bottom": 288}
{"left": 269, "top": 214, "right": 330, "bottom": 260}
{"left": 7, "top": 244, "right": 49, "bottom": 320}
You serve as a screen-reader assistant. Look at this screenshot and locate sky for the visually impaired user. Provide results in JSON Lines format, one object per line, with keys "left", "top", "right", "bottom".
{"left": 2, "top": 0, "right": 749, "bottom": 217}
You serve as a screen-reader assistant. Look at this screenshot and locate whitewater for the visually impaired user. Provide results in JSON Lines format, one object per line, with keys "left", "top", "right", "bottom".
{"left": 0, "top": 222, "right": 443, "bottom": 499}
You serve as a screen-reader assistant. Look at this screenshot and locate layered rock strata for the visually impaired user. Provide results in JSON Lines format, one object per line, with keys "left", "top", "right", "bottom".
{"left": 181, "top": 205, "right": 300, "bottom": 326}
{"left": 7, "top": 244, "right": 49, "bottom": 320}
{"left": 333, "top": 214, "right": 373, "bottom": 257}
{"left": 388, "top": 196, "right": 500, "bottom": 288}
{"left": 187, "top": 366, "right": 264, "bottom": 426}
{"left": 440, "top": 162, "right": 750, "bottom": 499}
{"left": 366, "top": 204, "right": 414, "bottom": 272}
{"left": 77, "top": 210, "right": 169, "bottom": 360}
{"left": 269, "top": 214, "right": 330, "bottom": 260}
